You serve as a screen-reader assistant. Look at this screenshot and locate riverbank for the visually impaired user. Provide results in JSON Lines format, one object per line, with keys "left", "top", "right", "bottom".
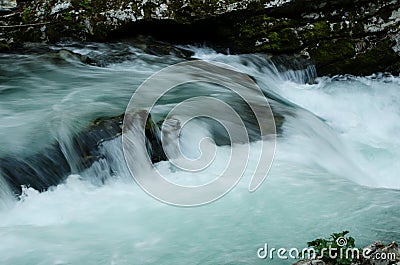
{"left": 1, "top": 0, "right": 400, "bottom": 76}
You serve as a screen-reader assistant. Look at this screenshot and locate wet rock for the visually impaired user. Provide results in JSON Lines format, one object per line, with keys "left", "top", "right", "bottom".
{"left": 0, "top": 112, "right": 167, "bottom": 196}
{"left": 353, "top": 241, "right": 400, "bottom": 265}
{"left": 56, "top": 49, "right": 94, "bottom": 64}
{"left": 0, "top": 143, "right": 70, "bottom": 195}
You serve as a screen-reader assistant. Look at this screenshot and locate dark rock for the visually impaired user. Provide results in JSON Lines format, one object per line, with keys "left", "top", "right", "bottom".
{"left": 0, "top": 143, "right": 70, "bottom": 195}
{"left": 0, "top": 112, "right": 167, "bottom": 196}
{"left": 56, "top": 49, "right": 94, "bottom": 64}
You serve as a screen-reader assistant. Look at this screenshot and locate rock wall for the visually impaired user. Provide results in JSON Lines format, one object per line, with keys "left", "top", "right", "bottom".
{"left": 1, "top": 0, "right": 400, "bottom": 76}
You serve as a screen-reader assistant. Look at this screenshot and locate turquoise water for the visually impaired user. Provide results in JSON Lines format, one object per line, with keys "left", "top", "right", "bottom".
{"left": 0, "top": 43, "right": 399, "bottom": 264}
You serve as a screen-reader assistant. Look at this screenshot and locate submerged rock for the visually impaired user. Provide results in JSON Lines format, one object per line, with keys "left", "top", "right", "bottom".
{"left": 1, "top": 0, "right": 400, "bottom": 76}
{"left": 0, "top": 112, "right": 167, "bottom": 196}
{"left": 56, "top": 48, "right": 94, "bottom": 64}
{"left": 0, "top": 143, "right": 71, "bottom": 196}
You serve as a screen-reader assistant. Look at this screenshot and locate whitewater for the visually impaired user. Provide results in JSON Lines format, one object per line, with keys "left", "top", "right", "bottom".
{"left": 0, "top": 42, "right": 399, "bottom": 265}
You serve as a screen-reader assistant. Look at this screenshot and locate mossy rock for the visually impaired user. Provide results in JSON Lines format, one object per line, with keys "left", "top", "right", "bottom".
{"left": 234, "top": 15, "right": 301, "bottom": 53}
{"left": 2, "top": 0, "right": 400, "bottom": 76}
{"left": 353, "top": 39, "right": 400, "bottom": 75}
{"left": 0, "top": 42, "right": 11, "bottom": 51}
{"left": 310, "top": 38, "right": 355, "bottom": 68}
{"left": 317, "top": 38, "right": 400, "bottom": 76}
{"left": 300, "top": 21, "right": 332, "bottom": 45}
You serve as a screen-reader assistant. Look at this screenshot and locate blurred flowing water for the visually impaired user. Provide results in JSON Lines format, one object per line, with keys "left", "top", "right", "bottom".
{"left": 0, "top": 42, "right": 399, "bottom": 265}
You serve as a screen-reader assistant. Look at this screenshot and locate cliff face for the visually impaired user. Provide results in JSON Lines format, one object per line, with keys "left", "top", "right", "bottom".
{"left": 1, "top": 0, "right": 400, "bottom": 76}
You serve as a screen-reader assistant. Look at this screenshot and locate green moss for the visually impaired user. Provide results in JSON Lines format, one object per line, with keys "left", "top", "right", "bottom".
{"left": 22, "top": 7, "right": 32, "bottom": 24}
{"left": 63, "top": 11, "right": 73, "bottom": 22}
{"left": 78, "top": 0, "right": 91, "bottom": 10}
{"left": 0, "top": 42, "right": 10, "bottom": 50}
{"left": 356, "top": 39, "right": 398, "bottom": 67}
{"left": 310, "top": 39, "right": 355, "bottom": 66}
{"left": 314, "top": 21, "right": 328, "bottom": 32}
{"left": 316, "top": 38, "right": 400, "bottom": 76}
{"left": 307, "top": 231, "right": 355, "bottom": 265}
{"left": 278, "top": 27, "right": 300, "bottom": 50}
{"left": 239, "top": 15, "right": 267, "bottom": 38}
{"left": 257, "top": 28, "right": 300, "bottom": 52}
{"left": 300, "top": 20, "right": 331, "bottom": 45}
{"left": 235, "top": 14, "right": 301, "bottom": 53}
{"left": 143, "top": 2, "right": 157, "bottom": 20}
{"left": 234, "top": 15, "right": 268, "bottom": 51}
{"left": 344, "top": 39, "right": 399, "bottom": 75}
{"left": 267, "top": 31, "right": 279, "bottom": 42}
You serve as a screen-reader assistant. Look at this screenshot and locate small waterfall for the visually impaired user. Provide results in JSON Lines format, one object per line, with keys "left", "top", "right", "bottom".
{"left": 0, "top": 172, "right": 14, "bottom": 209}
{"left": 280, "top": 109, "right": 378, "bottom": 187}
